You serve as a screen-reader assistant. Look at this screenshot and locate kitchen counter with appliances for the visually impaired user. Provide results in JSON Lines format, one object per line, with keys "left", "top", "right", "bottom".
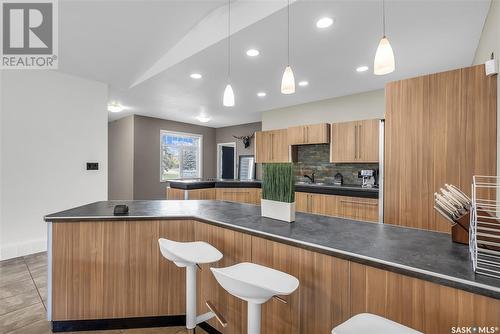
{"left": 45, "top": 200, "right": 499, "bottom": 299}
{"left": 168, "top": 179, "right": 378, "bottom": 198}
{"left": 295, "top": 183, "right": 378, "bottom": 199}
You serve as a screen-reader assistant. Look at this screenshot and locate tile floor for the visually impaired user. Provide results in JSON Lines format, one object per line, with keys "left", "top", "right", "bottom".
{"left": 0, "top": 252, "right": 207, "bottom": 334}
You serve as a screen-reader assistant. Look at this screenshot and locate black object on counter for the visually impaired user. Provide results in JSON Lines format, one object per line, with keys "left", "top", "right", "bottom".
{"left": 333, "top": 173, "right": 343, "bottom": 185}
{"left": 113, "top": 205, "right": 129, "bottom": 216}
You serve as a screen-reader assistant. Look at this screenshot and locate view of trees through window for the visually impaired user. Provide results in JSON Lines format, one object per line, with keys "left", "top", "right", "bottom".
{"left": 161, "top": 131, "right": 201, "bottom": 180}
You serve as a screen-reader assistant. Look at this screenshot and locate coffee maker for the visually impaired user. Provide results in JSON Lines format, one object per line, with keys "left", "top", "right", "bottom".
{"left": 358, "top": 169, "right": 377, "bottom": 188}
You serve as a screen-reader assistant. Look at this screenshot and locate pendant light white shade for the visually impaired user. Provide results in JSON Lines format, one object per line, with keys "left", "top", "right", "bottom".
{"left": 281, "top": 66, "right": 295, "bottom": 94}
{"left": 374, "top": 36, "right": 395, "bottom": 75}
{"left": 223, "top": 84, "right": 235, "bottom": 107}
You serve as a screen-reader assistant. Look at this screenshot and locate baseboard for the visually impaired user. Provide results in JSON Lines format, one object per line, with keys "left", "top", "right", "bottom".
{"left": 51, "top": 315, "right": 185, "bottom": 332}
{"left": 0, "top": 238, "right": 47, "bottom": 260}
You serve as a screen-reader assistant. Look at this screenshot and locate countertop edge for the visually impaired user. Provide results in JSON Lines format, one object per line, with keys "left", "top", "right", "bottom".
{"left": 44, "top": 212, "right": 499, "bottom": 300}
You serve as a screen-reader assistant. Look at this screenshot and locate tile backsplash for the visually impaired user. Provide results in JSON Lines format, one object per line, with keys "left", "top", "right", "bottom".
{"left": 293, "top": 144, "right": 379, "bottom": 185}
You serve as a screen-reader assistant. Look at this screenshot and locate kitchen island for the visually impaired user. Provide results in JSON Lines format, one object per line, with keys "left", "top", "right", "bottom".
{"left": 45, "top": 200, "right": 499, "bottom": 333}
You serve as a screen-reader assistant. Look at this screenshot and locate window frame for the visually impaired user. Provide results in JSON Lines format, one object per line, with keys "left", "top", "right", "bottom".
{"left": 160, "top": 130, "right": 203, "bottom": 181}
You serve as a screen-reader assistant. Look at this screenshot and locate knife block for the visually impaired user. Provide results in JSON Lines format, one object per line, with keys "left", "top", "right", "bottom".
{"left": 451, "top": 212, "right": 470, "bottom": 245}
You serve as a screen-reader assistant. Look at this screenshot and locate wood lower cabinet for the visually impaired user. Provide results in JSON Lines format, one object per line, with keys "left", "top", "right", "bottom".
{"left": 215, "top": 188, "right": 261, "bottom": 205}
{"left": 296, "top": 192, "right": 379, "bottom": 222}
{"left": 255, "top": 129, "right": 289, "bottom": 163}
{"left": 166, "top": 187, "right": 216, "bottom": 200}
{"left": 195, "top": 223, "right": 252, "bottom": 334}
{"left": 51, "top": 220, "right": 499, "bottom": 334}
{"left": 287, "top": 123, "right": 330, "bottom": 145}
{"left": 330, "top": 119, "right": 380, "bottom": 163}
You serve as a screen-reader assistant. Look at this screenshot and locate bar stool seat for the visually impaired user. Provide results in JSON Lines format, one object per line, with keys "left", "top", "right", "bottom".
{"left": 211, "top": 262, "right": 299, "bottom": 334}
{"left": 159, "top": 238, "right": 224, "bottom": 331}
{"left": 159, "top": 239, "right": 222, "bottom": 267}
{"left": 332, "top": 313, "right": 422, "bottom": 334}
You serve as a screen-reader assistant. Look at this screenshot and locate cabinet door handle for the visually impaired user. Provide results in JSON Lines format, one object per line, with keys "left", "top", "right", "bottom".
{"left": 340, "top": 200, "right": 377, "bottom": 206}
{"left": 357, "top": 123, "right": 361, "bottom": 160}
{"left": 354, "top": 125, "right": 358, "bottom": 159}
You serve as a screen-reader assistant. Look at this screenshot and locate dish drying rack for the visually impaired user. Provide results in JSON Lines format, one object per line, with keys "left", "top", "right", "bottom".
{"left": 470, "top": 176, "right": 500, "bottom": 279}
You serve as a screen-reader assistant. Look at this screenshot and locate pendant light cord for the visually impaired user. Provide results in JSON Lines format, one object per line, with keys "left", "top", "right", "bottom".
{"left": 287, "top": 0, "right": 290, "bottom": 65}
{"left": 228, "top": 0, "right": 231, "bottom": 80}
{"left": 382, "top": 0, "right": 386, "bottom": 37}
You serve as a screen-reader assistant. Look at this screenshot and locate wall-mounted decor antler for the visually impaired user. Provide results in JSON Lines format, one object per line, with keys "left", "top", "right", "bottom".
{"left": 233, "top": 133, "right": 255, "bottom": 148}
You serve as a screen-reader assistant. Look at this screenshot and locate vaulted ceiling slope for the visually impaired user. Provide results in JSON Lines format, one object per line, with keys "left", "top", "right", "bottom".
{"left": 57, "top": 0, "right": 491, "bottom": 127}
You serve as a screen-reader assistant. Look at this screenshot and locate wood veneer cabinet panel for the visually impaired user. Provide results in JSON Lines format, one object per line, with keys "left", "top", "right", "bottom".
{"left": 255, "top": 129, "right": 289, "bottom": 163}
{"left": 295, "top": 192, "right": 310, "bottom": 213}
{"left": 251, "top": 237, "right": 300, "bottom": 334}
{"left": 215, "top": 188, "right": 261, "bottom": 205}
{"left": 384, "top": 65, "right": 496, "bottom": 232}
{"left": 251, "top": 236, "right": 350, "bottom": 334}
{"left": 188, "top": 188, "right": 216, "bottom": 200}
{"left": 127, "top": 221, "right": 160, "bottom": 317}
{"left": 330, "top": 121, "right": 356, "bottom": 162}
{"left": 158, "top": 220, "right": 195, "bottom": 315}
{"left": 357, "top": 119, "right": 380, "bottom": 162}
{"left": 287, "top": 123, "right": 329, "bottom": 145}
{"left": 194, "top": 222, "right": 252, "bottom": 334}
{"left": 52, "top": 222, "right": 106, "bottom": 320}
{"left": 166, "top": 187, "right": 184, "bottom": 200}
{"left": 350, "top": 262, "right": 500, "bottom": 334}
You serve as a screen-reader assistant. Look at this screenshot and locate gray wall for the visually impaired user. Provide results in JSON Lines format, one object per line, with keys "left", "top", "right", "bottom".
{"left": 262, "top": 89, "right": 384, "bottom": 130}
{"left": 215, "top": 122, "right": 262, "bottom": 178}
{"left": 108, "top": 116, "right": 134, "bottom": 200}
{"left": 133, "top": 115, "right": 216, "bottom": 199}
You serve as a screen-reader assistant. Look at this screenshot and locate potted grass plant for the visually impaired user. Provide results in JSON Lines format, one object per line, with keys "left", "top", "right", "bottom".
{"left": 261, "top": 163, "right": 295, "bottom": 222}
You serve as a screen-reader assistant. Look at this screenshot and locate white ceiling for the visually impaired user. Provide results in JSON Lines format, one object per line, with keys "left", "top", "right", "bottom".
{"left": 57, "top": 0, "right": 491, "bottom": 127}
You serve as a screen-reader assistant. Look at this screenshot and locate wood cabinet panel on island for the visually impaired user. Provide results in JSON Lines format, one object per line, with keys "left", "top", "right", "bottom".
{"left": 330, "top": 119, "right": 379, "bottom": 163}
{"left": 296, "top": 192, "right": 379, "bottom": 222}
{"left": 51, "top": 219, "right": 500, "bottom": 334}
{"left": 287, "top": 123, "right": 330, "bottom": 145}
{"left": 255, "top": 129, "right": 289, "bottom": 163}
{"left": 215, "top": 188, "right": 261, "bottom": 205}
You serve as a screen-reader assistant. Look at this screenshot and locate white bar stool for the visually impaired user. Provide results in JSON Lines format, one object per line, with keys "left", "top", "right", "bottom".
{"left": 158, "top": 238, "right": 225, "bottom": 331}
{"left": 332, "top": 313, "right": 422, "bottom": 334}
{"left": 211, "top": 262, "right": 299, "bottom": 334}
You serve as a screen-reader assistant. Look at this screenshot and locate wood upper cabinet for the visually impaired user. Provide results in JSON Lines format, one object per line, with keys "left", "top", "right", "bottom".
{"left": 330, "top": 119, "right": 380, "bottom": 163}
{"left": 287, "top": 123, "right": 330, "bottom": 145}
{"left": 255, "top": 129, "right": 289, "bottom": 163}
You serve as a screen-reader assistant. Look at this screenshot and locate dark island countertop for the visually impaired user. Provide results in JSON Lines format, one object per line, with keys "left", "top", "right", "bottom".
{"left": 45, "top": 200, "right": 499, "bottom": 299}
{"left": 168, "top": 179, "right": 378, "bottom": 199}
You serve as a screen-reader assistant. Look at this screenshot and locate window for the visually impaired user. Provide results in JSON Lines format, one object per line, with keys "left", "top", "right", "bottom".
{"left": 160, "top": 131, "right": 202, "bottom": 181}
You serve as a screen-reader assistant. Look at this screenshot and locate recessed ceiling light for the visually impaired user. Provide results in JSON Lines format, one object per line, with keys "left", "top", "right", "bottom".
{"left": 190, "top": 73, "right": 202, "bottom": 79}
{"left": 257, "top": 92, "right": 266, "bottom": 97}
{"left": 246, "top": 49, "right": 260, "bottom": 57}
{"left": 107, "top": 102, "right": 124, "bottom": 113}
{"left": 298, "top": 81, "right": 309, "bottom": 87}
{"left": 356, "top": 66, "right": 369, "bottom": 72}
{"left": 316, "top": 17, "right": 333, "bottom": 29}
{"left": 197, "top": 115, "right": 210, "bottom": 123}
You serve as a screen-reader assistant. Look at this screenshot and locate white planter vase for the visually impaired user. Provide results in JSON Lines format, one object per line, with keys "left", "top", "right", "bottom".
{"left": 261, "top": 199, "right": 296, "bottom": 223}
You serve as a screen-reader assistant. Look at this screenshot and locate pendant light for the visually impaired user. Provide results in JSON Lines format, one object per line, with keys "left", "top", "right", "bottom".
{"left": 374, "top": 0, "right": 395, "bottom": 75}
{"left": 281, "top": 0, "right": 295, "bottom": 94}
{"left": 223, "top": 0, "right": 235, "bottom": 107}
